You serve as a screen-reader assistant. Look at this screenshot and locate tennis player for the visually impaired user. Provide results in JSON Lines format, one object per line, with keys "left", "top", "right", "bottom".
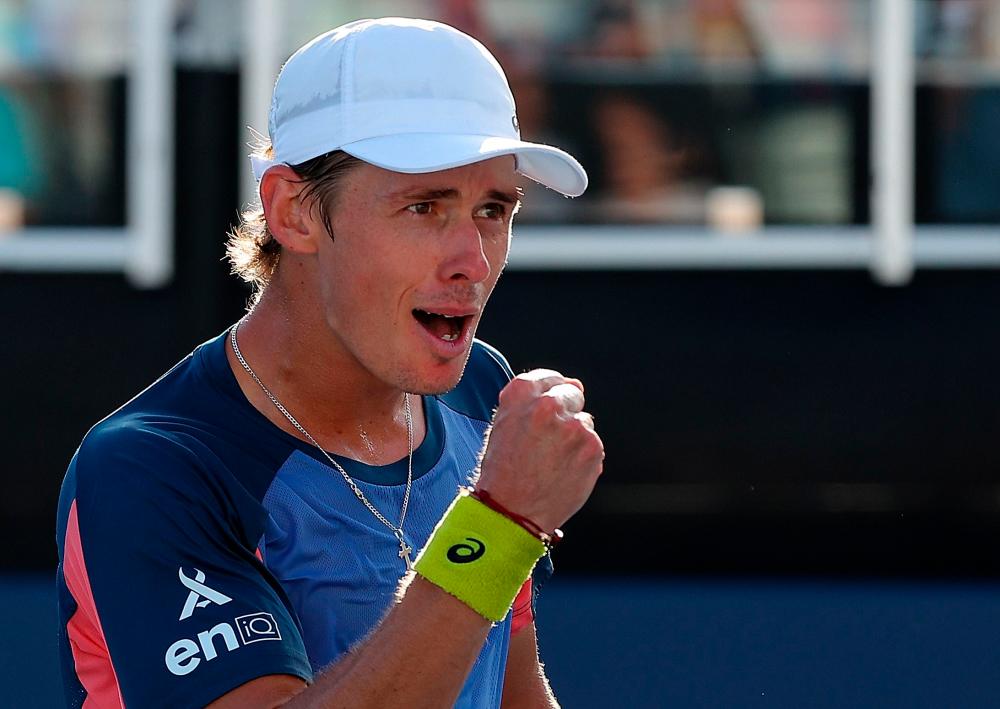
{"left": 56, "top": 17, "right": 602, "bottom": 708}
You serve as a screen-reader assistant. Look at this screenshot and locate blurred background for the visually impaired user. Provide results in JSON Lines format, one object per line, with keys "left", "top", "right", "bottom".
{"left": 4, "top": 0, "right": 1000, "bottom": 706}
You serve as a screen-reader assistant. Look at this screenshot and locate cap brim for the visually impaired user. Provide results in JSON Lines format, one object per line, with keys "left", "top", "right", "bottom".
{"left": 341, "top": 134, "right": 588, "bottom": 197}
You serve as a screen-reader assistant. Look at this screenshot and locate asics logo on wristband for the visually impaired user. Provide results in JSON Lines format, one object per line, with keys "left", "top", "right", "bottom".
{"left": 447, "top": 537, "right": 486, "bottom": 563}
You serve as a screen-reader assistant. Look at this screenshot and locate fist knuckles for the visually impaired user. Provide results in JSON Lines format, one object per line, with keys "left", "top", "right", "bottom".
{"left": 477, "top": 369, "right": 604, "bottom": 531}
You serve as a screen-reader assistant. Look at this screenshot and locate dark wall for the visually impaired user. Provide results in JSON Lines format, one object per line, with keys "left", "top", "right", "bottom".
{"left": 9, "top": 265, "right": 1000, "bottom": 575}
{"left": 6, "top": 70, "right": 1000, "bottom": 576}
{"left": 478, "top": 269, "right": 1000, "bottom": 577}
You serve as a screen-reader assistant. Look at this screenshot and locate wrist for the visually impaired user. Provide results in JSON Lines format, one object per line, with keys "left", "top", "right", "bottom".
{"left": 414, "top": 489, "right": 545, "bottom": 622}
{"left": 469, "top": 487, "right": 563, "bottom": 548}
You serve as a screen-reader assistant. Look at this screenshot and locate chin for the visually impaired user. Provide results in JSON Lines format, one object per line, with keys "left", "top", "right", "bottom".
{"left": 406, "top": 370, "right": 466, "bottom": 396}
{"left": 402, "top": 354, "right": 471, "bottom": 396}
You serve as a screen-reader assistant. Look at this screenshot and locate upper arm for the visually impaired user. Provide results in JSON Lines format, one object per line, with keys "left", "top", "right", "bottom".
{"left": 57, "top": 426, "right": 312, "bottom": 708}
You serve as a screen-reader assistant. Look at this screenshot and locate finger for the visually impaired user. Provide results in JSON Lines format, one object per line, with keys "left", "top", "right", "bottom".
{"left": 519, "top": 368, "right": 564, "bottom": 382}
{"left": 518, "top": 369, "right": 586, "bottom": 395}
{"left": 543, "top": 382, "right": 586, "bottom": 414}
{"left": 574, "top": 411, "right": 595, "bottom": 431}
{"left": 517, "top": 368, "right": 566, "bottom": 391}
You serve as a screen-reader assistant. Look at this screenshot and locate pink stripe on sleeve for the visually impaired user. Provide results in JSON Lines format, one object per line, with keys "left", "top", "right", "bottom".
{"left": 510, "top": 578, "right": 534, "bottom": 634}
{"left": 63, "top": 499, "right": 126, "bottom": 709}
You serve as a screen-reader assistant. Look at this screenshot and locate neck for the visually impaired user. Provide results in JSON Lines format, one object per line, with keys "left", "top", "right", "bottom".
{"left": 227, "top": 279, "right": 424, "bottom": 464}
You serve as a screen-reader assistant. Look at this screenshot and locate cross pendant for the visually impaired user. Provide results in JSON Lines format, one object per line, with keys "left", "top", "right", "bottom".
{"left": 398, "top": 538, "right": 414, "bottom": 571}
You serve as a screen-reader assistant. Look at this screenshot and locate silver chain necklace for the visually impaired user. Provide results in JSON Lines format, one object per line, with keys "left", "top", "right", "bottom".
{"left": 230, "top": 321, "right": 415, "bottom": 570}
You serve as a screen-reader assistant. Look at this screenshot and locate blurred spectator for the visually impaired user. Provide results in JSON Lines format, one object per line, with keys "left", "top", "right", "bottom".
{"left": 593, "top": 92, "right": 706, "bottom": 224}
{"left": 930, "top": 0, "right": 982, "bottom": 58}
{"left": 742, "top": 0, "right": 867, "bottom": 75}
{"left": 583, "top": 0, "right": 649, "bottom": 60}
{"left": 932, "top": 89, "right": 1000, "bottom": 222}
{"left": 589, "top": 92, "right": 708, "bottom": 223}
{"left": 0, "top": 1, "right": 127, "bottom": 229}
{"left": 693, "top": 0, "right": 758, "bottom": 64}
{"left": 916, "top": 0, "right": 1000, "bottom": 62}
{"left": 0, "top": 83, "right": 43, "bottom": 231}
{"left": 916, "top": 1, "right": 1000, "bottom": 222}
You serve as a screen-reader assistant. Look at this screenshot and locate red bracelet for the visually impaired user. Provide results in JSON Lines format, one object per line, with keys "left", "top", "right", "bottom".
{"left": 471, "top": 488, "right": 564, "bottom": 547}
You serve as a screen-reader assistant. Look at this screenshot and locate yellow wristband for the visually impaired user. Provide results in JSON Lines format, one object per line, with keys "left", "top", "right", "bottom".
{"left": 414, "top": 489, "right": 546, "bottom": 622}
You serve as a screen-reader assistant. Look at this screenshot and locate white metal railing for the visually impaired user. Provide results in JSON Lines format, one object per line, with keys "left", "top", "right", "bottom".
{"left": 240, "top": 0, "right": 283, "bottom": 207}
{"left": 126, "top": 0, "right": 174, "bottom": 287}
{"left": 508, "top": 227, "right": 1000, "bottom": 270}
{"left": 0, "top": 229, "right": 129, "bottom": 271}
{"left": 871, "top": 0, "right": 915, "bottom": 285}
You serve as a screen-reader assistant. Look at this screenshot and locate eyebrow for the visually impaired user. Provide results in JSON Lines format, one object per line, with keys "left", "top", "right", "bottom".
{"left": 388, "top": 187, "right": 522, "bottom": 205}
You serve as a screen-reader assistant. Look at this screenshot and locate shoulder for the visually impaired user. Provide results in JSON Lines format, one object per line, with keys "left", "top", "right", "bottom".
{"left": 78, "top": 411, "right": 200, "bottom": 472}
{"left": 58, "top": 415, "right": 226, "bottom": 594}
{"left": 61, "top": 406, "right": 263, "bottom": 571}
{"left": 68, "top": 337, "right": 232, "bottom": 509}
{"left": 68, "top": 412, "right": 212, "bottom": 521}
{"left": 437, "top": 339, "right": 514, "bottom": 423}
{"left": 69, "top": 331, "right": 250, "bottom": 497}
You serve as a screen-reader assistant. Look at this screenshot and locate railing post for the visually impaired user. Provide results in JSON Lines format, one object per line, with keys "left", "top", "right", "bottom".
{"left": 126, "top": 0, "right": 174, "bottom": 288}
{"left": 871, "top": 0, "right": 916, "bottom": 285}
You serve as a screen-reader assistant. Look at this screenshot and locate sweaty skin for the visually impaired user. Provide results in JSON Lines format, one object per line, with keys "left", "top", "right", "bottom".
{"left": 210, "top": 157, "right": 604, "bottom": 708}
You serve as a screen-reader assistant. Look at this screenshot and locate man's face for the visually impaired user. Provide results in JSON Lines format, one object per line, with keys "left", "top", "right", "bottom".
{"left": 311, "top": 156, "right": 519, "bottom": 395}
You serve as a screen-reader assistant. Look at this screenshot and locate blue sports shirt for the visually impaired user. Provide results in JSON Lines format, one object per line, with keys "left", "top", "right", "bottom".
{"left": 56, "top": 329, "right": 544, "bottom": 708}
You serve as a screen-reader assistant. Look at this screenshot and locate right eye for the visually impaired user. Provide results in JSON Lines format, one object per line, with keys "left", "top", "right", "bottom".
{"left": 406, "top": 202, "right": 433, "bottom": 215}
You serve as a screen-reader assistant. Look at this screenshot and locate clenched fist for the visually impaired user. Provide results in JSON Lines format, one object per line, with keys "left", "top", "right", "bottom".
{"left": 475, "top": 369, "right": 605, "bottom": 535}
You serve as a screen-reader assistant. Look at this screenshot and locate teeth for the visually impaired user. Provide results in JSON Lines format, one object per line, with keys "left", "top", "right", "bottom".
{"left": 441, "top": 332, "right": 458, "bottom": 342}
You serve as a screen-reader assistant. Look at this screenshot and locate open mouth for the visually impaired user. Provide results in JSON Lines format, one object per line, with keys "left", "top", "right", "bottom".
{"left": 412, "top": 309, "right": 472, "bottom": 343}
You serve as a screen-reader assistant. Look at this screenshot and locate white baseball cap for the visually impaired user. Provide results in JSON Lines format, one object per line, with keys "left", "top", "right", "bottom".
{"left": 250, "top": 17, "right": 588, "bottom": 197}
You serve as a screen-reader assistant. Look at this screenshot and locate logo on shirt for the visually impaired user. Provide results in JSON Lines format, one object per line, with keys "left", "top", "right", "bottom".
{"left": 164, "top": 612, "right": 282, "bottom": 676}
{"left": 447, "top": 537, "right": 486, "bottom": 563}
{"left": 235, "top": 612, "right": 282, "bottom": 644}
{"left": 178, "top": 567, "right": 233, "bottom": 620}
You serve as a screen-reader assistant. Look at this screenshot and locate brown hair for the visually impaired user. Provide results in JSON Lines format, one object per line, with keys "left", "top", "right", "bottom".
{"left": 226, "top": 147, "right": 364, "bottom": 297}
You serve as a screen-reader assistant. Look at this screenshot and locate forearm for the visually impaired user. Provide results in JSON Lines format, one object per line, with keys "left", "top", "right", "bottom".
{"left": 504, "top": 669, "right": 559, "bottom": 709}
{"left": 501, "top": 623, "right": 560, "bottom": 709}
{"left": 285, "top": 575, "right": 492, "bottom": 709}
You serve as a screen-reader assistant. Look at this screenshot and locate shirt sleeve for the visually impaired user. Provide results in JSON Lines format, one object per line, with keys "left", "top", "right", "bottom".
{"left": 510, "top": 579, "right": 533, "bottom": 634}
{"left": 60, "top": 423, "right": 313, "bottom": 709}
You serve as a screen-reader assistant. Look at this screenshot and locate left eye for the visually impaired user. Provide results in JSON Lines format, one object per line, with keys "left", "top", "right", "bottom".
{"left": 475, "top": 204, "right": 505, "bottom": 220}
{"left": 407, "top": 202, "right": 433, "bottom": 215}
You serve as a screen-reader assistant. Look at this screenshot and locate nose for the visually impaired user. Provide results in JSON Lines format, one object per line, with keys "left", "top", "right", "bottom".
{"left": 438, "top": 216, "right": 492, "bottom": 284}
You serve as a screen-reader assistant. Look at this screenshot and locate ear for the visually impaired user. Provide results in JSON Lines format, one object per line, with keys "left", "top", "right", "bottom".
{"left": 259, "top": 165, "right": 322, "bottom": 254}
